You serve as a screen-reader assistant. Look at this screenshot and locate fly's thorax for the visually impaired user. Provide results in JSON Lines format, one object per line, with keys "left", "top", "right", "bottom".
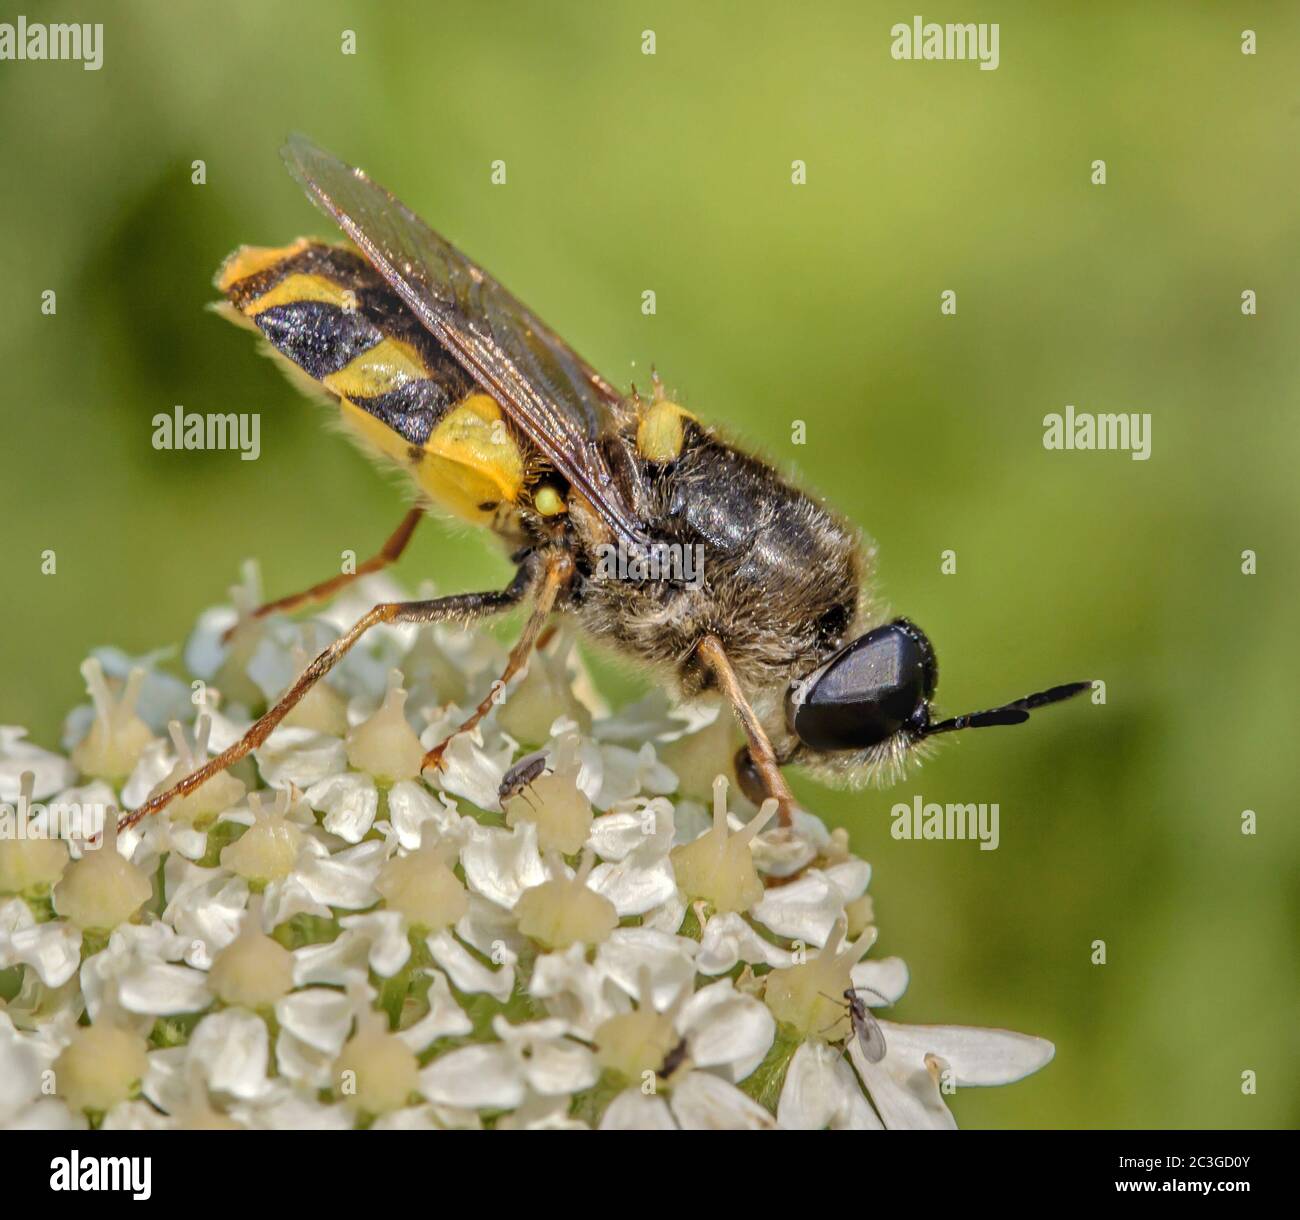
{"left": 569, "top": 425, "right": 865, "bottom": 703}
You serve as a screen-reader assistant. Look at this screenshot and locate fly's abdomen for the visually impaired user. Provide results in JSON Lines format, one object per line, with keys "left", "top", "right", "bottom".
{"left": 216, "top": 239, "right": 530, "bottom": 531}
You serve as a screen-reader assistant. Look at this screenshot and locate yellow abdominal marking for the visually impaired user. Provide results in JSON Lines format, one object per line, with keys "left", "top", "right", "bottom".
{"left": 247, "top": 272, "right": 356, "bottom": 317}
{"left": 216, "top": 240, "right": 311, "bottom": 293}
{"left": 324, "top": 337, "right": 428, "bottom": 399}
{"left": 636, "top": 399, "right": 695, "bottom": 463}
{"left": 215, "top": 241, "right": 527, "bottom": 532}
{"left": 339, "top": 392, "right": 524, "bottom": 525}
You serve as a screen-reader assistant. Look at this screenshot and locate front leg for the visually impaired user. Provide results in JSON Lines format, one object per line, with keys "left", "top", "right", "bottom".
{"left": 696, "top": 634, "right": 796, "bottom": 828}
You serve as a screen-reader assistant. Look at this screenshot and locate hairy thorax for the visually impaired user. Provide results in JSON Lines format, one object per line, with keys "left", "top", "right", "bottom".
{"left": 569, "top": 425, "right": 866, "bottom": 708}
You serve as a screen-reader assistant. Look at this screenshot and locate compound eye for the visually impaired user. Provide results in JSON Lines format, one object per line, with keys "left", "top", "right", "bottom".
{"left": 786, "top": 620, "right": 936, "bottom": 751}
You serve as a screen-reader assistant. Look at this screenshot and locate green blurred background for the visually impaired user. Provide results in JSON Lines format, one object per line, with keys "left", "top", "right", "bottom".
{"left": 1, "top": 0, "right": 1296, "bottom": 1127}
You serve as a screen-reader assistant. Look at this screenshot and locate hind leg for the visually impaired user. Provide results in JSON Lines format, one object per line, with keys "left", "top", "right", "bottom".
{"left": 222, "top": 508, "right": 423, "bottom": 642}
{"left": 119, "top": 560, "right": 538, "bottom": 832}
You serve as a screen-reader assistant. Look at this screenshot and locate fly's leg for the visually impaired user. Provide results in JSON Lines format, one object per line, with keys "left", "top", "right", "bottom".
{"left": 421, "top": 551, "right": 574, "bottom": 774}
{"left": 221, "top": 508, "right": 424, "bottom": 642}
{"left": 119, "top": 561, "right": 537, "bottom": 832}
{"left": 696, "top": 634, "right": 796, "bottom": 829}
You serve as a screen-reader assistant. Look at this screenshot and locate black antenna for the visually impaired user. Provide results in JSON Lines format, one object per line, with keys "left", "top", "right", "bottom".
{"left": 923, "top": 681, "right": 1092, "bottom": 738}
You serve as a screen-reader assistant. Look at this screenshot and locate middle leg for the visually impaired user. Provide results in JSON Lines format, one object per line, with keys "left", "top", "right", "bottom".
{"left": 421, "top": 550, "right": 574, "bottom": 773}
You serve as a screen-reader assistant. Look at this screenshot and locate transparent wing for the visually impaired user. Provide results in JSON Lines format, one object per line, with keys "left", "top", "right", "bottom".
{"left": 282, "top": 134, "right": 646, "bottom": 546}
{"left": 854, "top": 1011, "right": 888, "bottom": 1064}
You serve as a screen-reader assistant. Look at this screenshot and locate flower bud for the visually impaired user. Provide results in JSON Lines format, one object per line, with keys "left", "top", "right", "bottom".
{"left": 670, "top": 777, "right": 776, "bottom": 915}
{"left": 334, "top": 1002, "right": 418, "bottom": 1115}
{"left": 220, "top": 790, "right": 304, "bottom": 884}
{"left": 763, "top": 914, "right": 873, "bottom": 1038}
{"left": 0, "top": 772, "right": 69, "bottom": 896}
{"left": 53, "top": 1022, "right": 149, "bottom": 1115}
{"left": 71, "top": 660, "right": 155, "bottom": 783}
{"left": 52, "top": 814, "right": 151, "bottom": 932}
{"left": 152, "top": 718, "right": 245, "bottom": 828}
{"left": 375, "top": 831, "right": 467, "bottom": 932}
{"left": 515, "top": 849, "right": 617, "bottom": 950}
{"left": 504, "top": 735, "right": 591, "bottom": 855}
{"left": 208, "top": 897, "right": 294, "bottom": 1008}
{"left": 346, "top": 670, "right": 424, "bottom": 782}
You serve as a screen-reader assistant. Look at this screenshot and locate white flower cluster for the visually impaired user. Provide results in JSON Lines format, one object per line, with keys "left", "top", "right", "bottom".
{"left": 0, "top": 568, "right": 1054, "bottom": 1130}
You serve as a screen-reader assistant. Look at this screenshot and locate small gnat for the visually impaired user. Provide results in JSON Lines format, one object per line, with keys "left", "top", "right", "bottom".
{"left": 0, "top": 17, "right": 103, "bottom": 70}
{"left": 1043, "top": 405, "right": 1152, "bottom": 461}
{"left": 152, "top": 406, "right": 261, "bottom": 461}
{"left": 891, "top": 794, "right": 1000, "bottom": 851}
{"left": 890, "top": 16, "right": 999, "bottom": 71}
